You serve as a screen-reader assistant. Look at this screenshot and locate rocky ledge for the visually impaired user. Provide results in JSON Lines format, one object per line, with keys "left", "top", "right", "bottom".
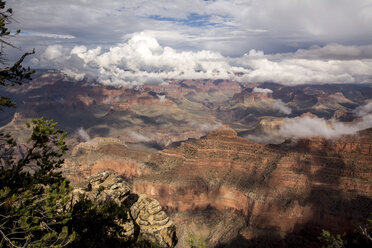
{"left": 72, "top": 170, "right": 177, "bottom": 247}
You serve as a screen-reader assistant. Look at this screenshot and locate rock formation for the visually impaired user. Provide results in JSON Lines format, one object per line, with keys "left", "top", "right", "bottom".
{"left": 133, "top": 126, "right": 372, "bottom": 246}
{"left": 3, "top": 72, "right": 372, "bottom": 247}
{"left": 72, "top": 170, "right": 177, "bottom": 248}
{"left": 64, "top": 125, "right": 372, "bottom": 247}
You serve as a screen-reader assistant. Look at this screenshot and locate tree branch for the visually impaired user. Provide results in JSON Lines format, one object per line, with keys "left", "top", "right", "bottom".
{"left": 0, "top": 229, "right": 23, "bottom": 248}
{"left": 0, "top": 49, "right": 35, "bottom": 73}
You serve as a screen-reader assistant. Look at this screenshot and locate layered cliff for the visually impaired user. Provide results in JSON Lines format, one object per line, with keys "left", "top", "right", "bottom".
{"left": 64, "top": 125, "right": 372, "bottom": 247}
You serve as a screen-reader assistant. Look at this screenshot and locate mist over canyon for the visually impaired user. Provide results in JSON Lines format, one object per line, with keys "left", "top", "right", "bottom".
{"left": 2, "top": 0, "right": 372, "bottom": 247}
{"left": 1, "top": 69, "right": 372, "bottom": 247}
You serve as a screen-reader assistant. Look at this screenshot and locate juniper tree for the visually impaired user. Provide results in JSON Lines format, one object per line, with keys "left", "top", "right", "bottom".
{"left": 0, "top": 0, "right": 34, "bottom": 111}
{"left": 0, "top": 1, "right": 153, "bottom": 247}
{"left": 0, "top": 118, "right": 75, "bottom": 247}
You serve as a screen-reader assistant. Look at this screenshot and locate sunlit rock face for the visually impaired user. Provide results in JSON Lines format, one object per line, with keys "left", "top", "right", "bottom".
{"left": 65, "top": 125, "right": 372, "bottom": 247}
{"left": 2, "top": 72, "right": 372, "bottom": 247}
{"left": 73, "top": 170, "right": 177, "bottom": 248}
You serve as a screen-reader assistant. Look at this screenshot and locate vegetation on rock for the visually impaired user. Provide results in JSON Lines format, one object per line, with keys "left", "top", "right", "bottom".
{"left": 319, "top": 214, "right": 372, "bottom": 248}
{"left": 0, "top": 0, "right": 34, "bottom": 111}
{"left": 0, "top": 118, "right": 137, "bottom": 247}
{"left": 0, "top": 2, "right": 166, "bottom": 247}
{"left": 186, "top": 233, "right": 207, "bottom": 248}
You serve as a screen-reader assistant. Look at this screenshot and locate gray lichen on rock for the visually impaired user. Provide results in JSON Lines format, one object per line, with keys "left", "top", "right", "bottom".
{"left": 72, "top": 170, "right": 177, "bottom": 247}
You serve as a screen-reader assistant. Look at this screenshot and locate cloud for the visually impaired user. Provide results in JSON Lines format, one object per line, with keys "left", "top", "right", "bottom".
{"left": 238, "top": 50, "right": 372, "bottom": 85}
{"left": 39, "top": 34, "right": 372, "bottom": 87}
{"left": 8, "top": 0, "right": 372, "bottom": 62}
{"left": 199, "top": 123, "right": 222, "bottom": 133}
{"left": 286, "top": 44, "right": 372, "bottom": 61}
{"left": 77, "top": 127, "right": 91, "bottom": 142}
{"left": 245, "top": 134, "right": 282, "bottom": 144}
{"left": 272, "top": 99, "right": 291, "bottom": 115}
{"left": 279, "top": 114, "right": 372, "bottom": 140}
{"left": 157, "top": 94, "right": 166, "bottom": 103}
{"left": 40, "top": 45, "right": 64, "bottom": 61}
{"left": 246, "top": 102, "right": 372, "bottom": 144}
{"left": 39, "top": 32, "right": 242, "bottom": 86}
{"left": 252, "top": 87, "right": 273, "bottom": 94}
{"left": 354, "top": 101, "right": 372, "bottom": 117}
{"left": 22, "top": 31, "right": 75, "bottom": 39}
{"left": 128, "top": 131, "right": 152, "bottom": 142}
{"left": 189, "top": 120, "right": 222, "bottom": 133}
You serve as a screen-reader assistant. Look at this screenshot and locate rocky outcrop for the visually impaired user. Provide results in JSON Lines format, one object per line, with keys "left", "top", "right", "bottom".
{"left": 63, "top": 125, "right": 372, "bottom": 247}
{"left": 63, "top": 138, "right": 153, "bottom": 185}
{"left": 72, "top": 171, "right": 177, "bottom": 248}
{"left": 133, "top": 126, "right": 372, "bottom": 247}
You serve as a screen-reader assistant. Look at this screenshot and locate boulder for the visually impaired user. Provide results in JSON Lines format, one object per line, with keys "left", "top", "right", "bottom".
{"left": 72, "top": 170, "right": 177, "bottom": 247}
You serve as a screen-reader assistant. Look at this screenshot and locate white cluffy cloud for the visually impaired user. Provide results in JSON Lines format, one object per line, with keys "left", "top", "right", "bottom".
{"left": 39, "top": 34, "right": 372, "bottom": 87}
{"left": 272, "top": 99, "right": 291, "bottom": 115}
{"left": 238, "top": 47, "right": 372, "bottom": 85}
{"left": 40, "top": 32, "right": 243, "bottom": 87}
{"left": 253, "top": 87, "right": 273, "bottom": 94}
{"left": 247, "top": 102, "right": 372, "bottom": 144}
{"left": 279, "top": 113, "right": 372, "bottom": 140}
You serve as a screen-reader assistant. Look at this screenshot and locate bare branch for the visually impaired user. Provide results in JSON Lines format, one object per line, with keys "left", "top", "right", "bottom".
{"left": 0, "top": 229, "right": 23, "bottom": 248}
{"left": 360, "top": 226, "right": 372, "bottom": 242}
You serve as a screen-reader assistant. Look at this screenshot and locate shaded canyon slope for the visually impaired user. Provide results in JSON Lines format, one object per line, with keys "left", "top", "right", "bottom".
{"left": 2, "top": 70, "right": 372, "bottom": 148}
{"left": 63, "top": 125, "right": 372, "bottom": 247}
{"left": 2, "top": 71, "right": 372, "bottom": 246}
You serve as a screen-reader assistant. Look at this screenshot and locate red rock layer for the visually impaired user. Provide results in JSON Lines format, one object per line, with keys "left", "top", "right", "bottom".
{"left": 63, "top": 125, "right": 372, "bottom": 246}
{"left": 131, "top": 126, "right": 372, "bottom": 243}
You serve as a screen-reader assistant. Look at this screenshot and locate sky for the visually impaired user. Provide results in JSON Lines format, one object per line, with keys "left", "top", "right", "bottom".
{"left": 6, "top": 0, "right": 372, "bottom": 86}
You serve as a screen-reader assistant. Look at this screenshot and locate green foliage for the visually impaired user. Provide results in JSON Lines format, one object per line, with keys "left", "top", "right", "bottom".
{"left": 0, "top": 118, "right": 75, "bottom": 247}
{"left": 69, "top": 195, "right": 130, "bottom": 248}
{"left": 186, "top": 232, "right": 207, "bottom": 248}
{"left": 0, "top": 119, "right": 140, "bottom": 247}
{"left": 0, "top": 2, "right": 160, "bottom": 247}
{"left": 0, "top": 0, "right": 35, "bottom": 111}
{"left": 318, "top": 214, "right": 372, "bottom": 248}
{"left": 97, "top": 185, "right": 105, "bottom": 193}
{"left": 318, "top": 230, "right": 345, "bottom": 248}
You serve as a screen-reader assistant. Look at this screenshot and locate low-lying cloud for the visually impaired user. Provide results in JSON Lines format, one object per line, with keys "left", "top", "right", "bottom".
{"left": 127, "top": 130, "right": 152, "bottom": 142}
{"left": 77, "top": 127, "right": 91, "bottom": 142}
{"left": 272, "top": 99, "right": 291, "bottom": 115}
{"left": 157, "top": 94, "right": 166, "bottom": 103}
{"left": 354, "top": 101, "right": 372, "bottom": 117}
{"left": 188, "top": 120, "right": 222, "bottom": 134}
{"left": 247, "top": 102, "right": 372, "bottom": 144}
{"left": 38, "top": 33, "right": 372, "bottom": 87}
{"left": 253, "top": 87, "right": 273, "bottom": 94}
{"left": 279, "top": 114, "right": 372, "bottom": 140}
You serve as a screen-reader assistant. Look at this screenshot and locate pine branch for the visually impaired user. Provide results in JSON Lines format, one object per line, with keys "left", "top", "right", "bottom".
{"left": 0, "top": 49, "right": 35, "bottom": 73}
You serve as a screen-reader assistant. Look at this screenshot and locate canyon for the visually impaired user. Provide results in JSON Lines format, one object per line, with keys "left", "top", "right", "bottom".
{"left": 63, "top": 125, "right": 372, "bottom": 247}
{"left": 1, "top": 70, "right": 372, "bottom": 247}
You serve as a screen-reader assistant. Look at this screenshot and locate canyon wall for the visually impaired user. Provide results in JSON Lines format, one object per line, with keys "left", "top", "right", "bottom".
{"left": 64, "top": 125, "right": 372, "bottom": 247}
